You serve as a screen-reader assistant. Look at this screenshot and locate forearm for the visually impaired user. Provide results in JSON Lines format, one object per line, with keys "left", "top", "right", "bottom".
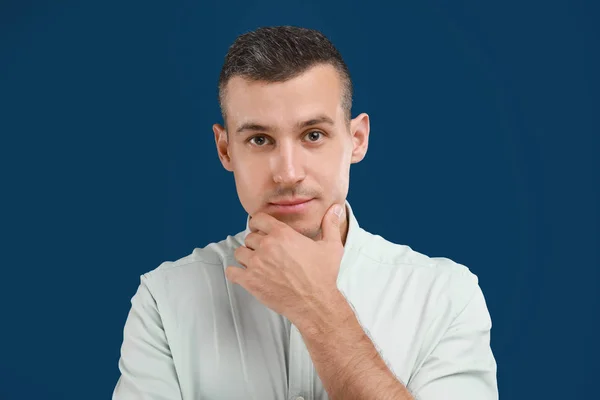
{"left": 294, "top": 291, "right": 414, "bottom": 400}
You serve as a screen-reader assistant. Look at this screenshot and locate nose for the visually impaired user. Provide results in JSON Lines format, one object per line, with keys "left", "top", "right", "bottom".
{"left": 271, "top": 140, "right": 306, "bottom": 185}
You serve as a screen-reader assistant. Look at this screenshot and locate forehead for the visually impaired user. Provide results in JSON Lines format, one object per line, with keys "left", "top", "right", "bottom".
{"left": 223, "top": 64, "right": 344, "bottom": 129}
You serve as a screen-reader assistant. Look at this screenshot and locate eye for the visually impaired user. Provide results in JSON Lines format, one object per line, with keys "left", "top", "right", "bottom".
{"left": 305, "top": 131, "right": 324, "bottom": 142}
{"left": 248, "top": 135, "right": 272, "bottom": 146}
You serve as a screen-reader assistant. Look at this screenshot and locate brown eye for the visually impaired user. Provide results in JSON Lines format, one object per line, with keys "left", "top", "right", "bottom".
{"left": 305, "top": 131, "right": 323, "bottom": 142}
{"left": 248, "top": 135, "right": 270, "bottom": 146}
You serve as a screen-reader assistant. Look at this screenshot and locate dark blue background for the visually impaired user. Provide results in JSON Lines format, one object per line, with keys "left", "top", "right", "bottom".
{"left": 1, "top": 0, "right": 598, "bottom": 398}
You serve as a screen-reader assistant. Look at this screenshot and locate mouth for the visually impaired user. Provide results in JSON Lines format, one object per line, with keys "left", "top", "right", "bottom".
{"left": 268, "top": 198, "right": 314, "bottom": 213}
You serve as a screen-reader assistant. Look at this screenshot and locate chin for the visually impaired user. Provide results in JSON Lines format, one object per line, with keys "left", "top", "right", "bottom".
{"left": 286, "top": 220, "right": 321, "bottom": 239}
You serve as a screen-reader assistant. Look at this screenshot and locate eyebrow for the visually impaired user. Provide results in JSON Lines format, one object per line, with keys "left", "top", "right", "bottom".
{"left": 235, "top": 114, "right": 335, "bottom": 135}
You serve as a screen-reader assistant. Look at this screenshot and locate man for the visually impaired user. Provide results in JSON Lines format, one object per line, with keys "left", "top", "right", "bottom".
{"left": 113, "top": 26, "right": 498, "bottom": 400}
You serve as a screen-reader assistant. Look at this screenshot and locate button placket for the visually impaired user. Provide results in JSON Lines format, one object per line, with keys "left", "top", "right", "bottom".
{"left": 288, "top": 323, "right": 312, "bottom": 399}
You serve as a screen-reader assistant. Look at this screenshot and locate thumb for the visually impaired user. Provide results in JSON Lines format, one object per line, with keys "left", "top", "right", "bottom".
{"left": 321, "top": 203, "right": 344, "bottom": 242}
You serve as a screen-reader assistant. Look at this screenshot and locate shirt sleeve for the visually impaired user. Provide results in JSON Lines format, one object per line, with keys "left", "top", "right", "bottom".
{"left": 407, "top": 272, "right": 498, "bottom": 400}
{"left": 112, "top": 273, "right": 183, "bottom": 400}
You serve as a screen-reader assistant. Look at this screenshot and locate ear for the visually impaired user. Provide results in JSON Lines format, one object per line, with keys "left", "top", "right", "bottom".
{"left": 213, "top": 123, "right": 233, "bottom": 172}
{"left": 349, "top": 113, "right": 370, "bottom": 164}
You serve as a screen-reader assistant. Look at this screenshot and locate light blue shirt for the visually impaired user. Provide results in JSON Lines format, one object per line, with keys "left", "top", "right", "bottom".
{"left": 113, "top": 200, "right": 498, "bottom": 399}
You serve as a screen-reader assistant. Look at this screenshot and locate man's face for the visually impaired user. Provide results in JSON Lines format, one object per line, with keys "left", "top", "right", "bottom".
{"left": 213, "top": 64, "right": 369, "bottom": 240}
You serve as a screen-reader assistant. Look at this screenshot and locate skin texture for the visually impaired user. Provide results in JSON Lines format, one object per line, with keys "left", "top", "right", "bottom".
{"left": 213, "top": 63, "right": 413, "bottom": 399}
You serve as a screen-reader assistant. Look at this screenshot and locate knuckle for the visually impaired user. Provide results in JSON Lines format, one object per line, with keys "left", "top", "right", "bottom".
{"left": 249, "top": 252, "right": 259, "bottom": 264}
{"left": 261, "top": 236, "right": 275, "bottom": 249}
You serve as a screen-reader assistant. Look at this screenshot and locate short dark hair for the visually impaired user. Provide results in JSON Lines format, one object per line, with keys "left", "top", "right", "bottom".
{"left": 218, "top": 26, "right": 353, "bottom": 131}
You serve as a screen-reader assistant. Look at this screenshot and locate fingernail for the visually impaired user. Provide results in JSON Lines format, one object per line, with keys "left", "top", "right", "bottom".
{"left": 334, "top": 204, "right": 343, "bottom": 219}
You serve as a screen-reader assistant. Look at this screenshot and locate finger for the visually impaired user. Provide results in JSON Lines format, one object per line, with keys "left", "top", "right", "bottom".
{"left": 225, "top": 265, "right": 246, "bottom": 285}
{"left": 248, "top": 212, "right": 282, "bottom": 235}
{"left": 234, "top": 245, "right": 254, "bottom": 268}
{"left": 244, "top": 231, "right": 265, "bottom": 250}
{"left": 321, "top": 203, "right": 344, "bottom": 243}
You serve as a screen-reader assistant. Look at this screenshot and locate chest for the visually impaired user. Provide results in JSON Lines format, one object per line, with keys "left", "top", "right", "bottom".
{"left": 164, "top": 266, "right": 432, "bottom": 399}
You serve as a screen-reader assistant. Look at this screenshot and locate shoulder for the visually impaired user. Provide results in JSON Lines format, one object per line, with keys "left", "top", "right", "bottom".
{"left": 357, "top": 230, "right": 481, "bottom": 313}
{"left": 361, "top": 231, "right": 474, "bottom": 273}
{"left": 139, "top": 229, "right": 245, "bottom": 293}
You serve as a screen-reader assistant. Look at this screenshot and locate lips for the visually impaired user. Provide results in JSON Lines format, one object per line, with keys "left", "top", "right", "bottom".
{"left": 269, "top": 198, "right": 313, "bottom": 206}
{"left": 267, "top": 198, "right": 315, "bottom": 214}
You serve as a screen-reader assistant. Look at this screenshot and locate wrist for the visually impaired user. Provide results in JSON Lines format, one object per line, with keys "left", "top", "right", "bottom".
{"left": 294, "top": 289, "right": 355, "bottom": 338}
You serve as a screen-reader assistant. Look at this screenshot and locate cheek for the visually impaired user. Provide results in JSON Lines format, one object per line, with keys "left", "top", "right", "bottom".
{"left": 336, "top": 165, "right": 350, "bottom": 196}
{"left": 231, "top": 157, "right": 267, "bottom": 209}
{"left": 334, "top": 144, "right": 352, "bottom": 194}
{"left": 231, "top": 149, "right": 257, "bottom": 182}
{"left": 314, "top": 149, "right": 350, "bottom": 197}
